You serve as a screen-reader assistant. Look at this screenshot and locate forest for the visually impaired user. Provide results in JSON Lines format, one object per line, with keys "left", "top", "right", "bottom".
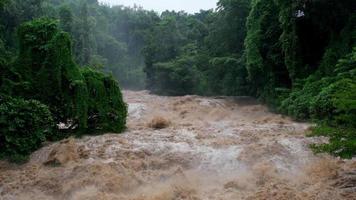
{"left": 0, "top": 0, "right": 355, "bottom": 163}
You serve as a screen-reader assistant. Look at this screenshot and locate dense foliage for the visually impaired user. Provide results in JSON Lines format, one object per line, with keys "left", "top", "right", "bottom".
{"left": 0, "top": 15, "right": 127, "bottom": 161}
{"left": 0, "top": 0, "right": 158, "bottom": 89}
{"left": 0, "top": 96, "right": 53, "bottom": 161}
{"left": 15, "top": 18, "right": 89, "bottom": 129}
{"left": 81, "top": 67, "right": 127, "bottom": 132}
{"left": 142, "top": 0, "right": 356, "bottom": 157}
{"left": 0, "top": 0, "right": 355, "bottom": 159}
{"left": 12, "top": 18, "right": 127, "bottom": 134}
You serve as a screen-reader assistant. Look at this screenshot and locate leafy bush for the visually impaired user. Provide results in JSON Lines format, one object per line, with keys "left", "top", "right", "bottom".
{"left": 0, "top": 97, "right": 53, "bottom": 161}
{"left": 13, "top": 18, "right": 127, "bottom": 133}
{"left": 309, "top": 125, "right": 356, "bottom": 159}
{"left": 279, "top": 77, "right": 332, "bottom": 119}
{"left": 81, "top": 68, "right": 127, "bottom": 132}
{"left": 281, "top": 49, "right": 356, "bottom": 126}
{"left": 281, "top": 49, "right": 356, "bottom": 158}
{"left": 311, "top": 79, "right": 356, "bottom": 127}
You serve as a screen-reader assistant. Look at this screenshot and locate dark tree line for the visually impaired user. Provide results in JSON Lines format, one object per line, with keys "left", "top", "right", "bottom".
{"left": 0, "top": 0, "right": 355, "bottom": 160}
{"left": 0, "top": 0, "right": 159, "bottom": 89}
{"left": 142, "top": 0, "right": 356, "bottom": 158}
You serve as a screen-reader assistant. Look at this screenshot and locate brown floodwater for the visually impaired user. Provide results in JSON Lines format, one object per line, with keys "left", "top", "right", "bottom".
{"left": 0, "top": 90, "right": 355, "bottom": 200}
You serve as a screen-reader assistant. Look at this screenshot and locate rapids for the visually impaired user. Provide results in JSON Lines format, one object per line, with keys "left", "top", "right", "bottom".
{"left": 0, "top": 91, "right": 355, "bottom": 200}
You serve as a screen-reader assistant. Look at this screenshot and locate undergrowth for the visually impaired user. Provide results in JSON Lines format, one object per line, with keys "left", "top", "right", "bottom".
{"left": 309, "top": 125, "right": 356, "bottom": 159}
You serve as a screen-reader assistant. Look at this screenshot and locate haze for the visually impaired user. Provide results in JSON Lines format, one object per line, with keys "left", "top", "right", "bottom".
{"left": 99, "top": 0, "right": 218, "bottom": 13}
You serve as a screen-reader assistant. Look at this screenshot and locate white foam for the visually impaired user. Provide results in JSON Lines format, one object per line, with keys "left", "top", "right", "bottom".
{"left": 128, "top": 103, "right": 146, "bottom": 119}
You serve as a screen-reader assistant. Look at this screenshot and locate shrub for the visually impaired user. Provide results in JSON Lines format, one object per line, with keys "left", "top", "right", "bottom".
{"left": 282, "top": 49, "right": 356, "bottom": 158}
{"left": 0, "top": 97, "right": 53, "bottom": 161}
{"left": 81, "top": 68, "right": 127, "bottom": 133}
{"left": 309, "top": 125, "right": 356, "bottom": 159}
{"left": 310, "top": 78, "right": 356, "bottom": 126}
{"left": 279, "top": 76, "right": 332, "bottom": 119}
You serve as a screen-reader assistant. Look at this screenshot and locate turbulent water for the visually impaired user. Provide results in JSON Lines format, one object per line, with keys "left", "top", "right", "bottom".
{"left": 1, "top": 91, "right": 355, "bottom": 200}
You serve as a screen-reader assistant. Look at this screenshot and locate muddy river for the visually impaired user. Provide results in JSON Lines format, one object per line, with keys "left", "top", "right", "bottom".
{"left": 0, "top": 91, "right": 355, "bottom": 199}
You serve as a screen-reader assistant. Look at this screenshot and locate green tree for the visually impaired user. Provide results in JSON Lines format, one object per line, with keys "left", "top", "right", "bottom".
{"left": 59, "top": 5, "right": 73, "bottom": 34}
{"left": 13, "top": 18, "right": 127, "bottom": 133}
{"left": 76, "top": 2, "right": 91, "bottom": 65}
{"left": 206, "top": 0, "right": 250, "bottom": 56}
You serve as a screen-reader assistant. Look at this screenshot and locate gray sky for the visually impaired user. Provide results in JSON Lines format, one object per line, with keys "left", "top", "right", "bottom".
{"left": 99, "top": 0, "right": 218, "bottom": 13}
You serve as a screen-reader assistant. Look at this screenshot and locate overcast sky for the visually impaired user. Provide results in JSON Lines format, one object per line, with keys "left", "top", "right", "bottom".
{"left": 99, "top": 0, "right": 218, "bottom": 13}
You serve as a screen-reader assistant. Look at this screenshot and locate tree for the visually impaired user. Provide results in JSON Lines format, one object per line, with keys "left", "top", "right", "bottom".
{"left": 59, "top": 5, "right": 73, "bottom": 34}
{"left": 205, "top": 0, "right": 250, "bottom": 56}
{"left": 14, "top": 18, "right": 127, "bottom": 133}
{"left": 76, "top": 2, "right": 91, "bottom": 65}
